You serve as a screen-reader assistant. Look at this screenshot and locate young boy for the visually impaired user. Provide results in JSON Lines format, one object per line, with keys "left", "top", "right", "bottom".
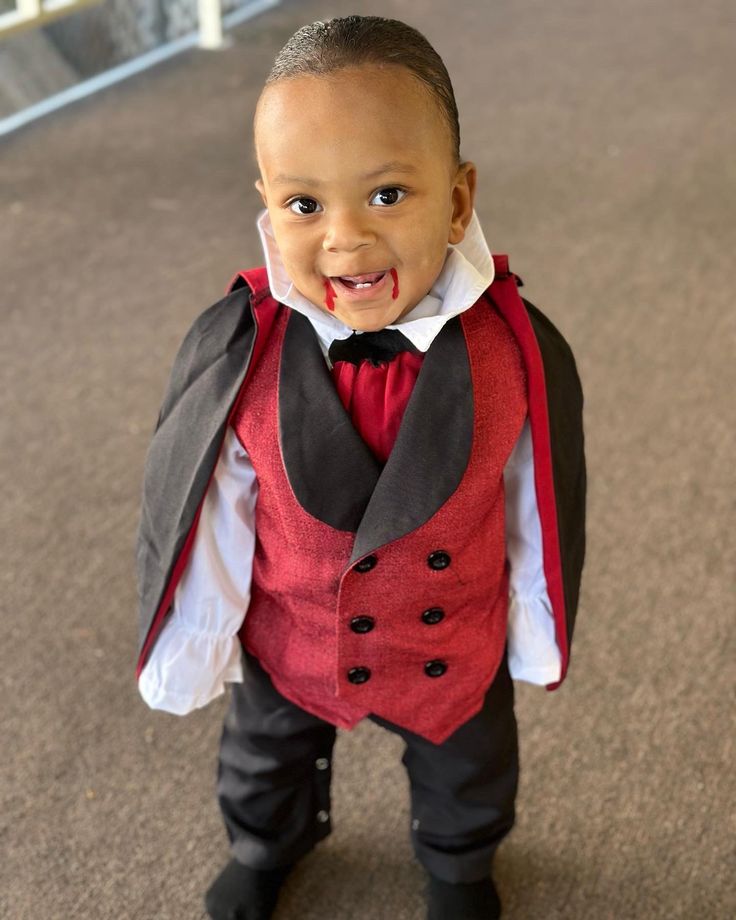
{"left": 136, "top": 16, "right": 585, "bottom": 920}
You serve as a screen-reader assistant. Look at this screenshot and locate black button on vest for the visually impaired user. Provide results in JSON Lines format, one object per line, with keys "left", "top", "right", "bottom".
{"left": 421, "top": 607, "right": 445, "bottom": 625}
{"left": 350, "top": 616, "right": 375, "bottom": 634}
{"left": 354, "top": 555, "right": 378, "bottom": 573}
{"left": 347, "top": 666, "right": 371, "bottom": 684}
{"left": 424, "top": 660, "right": 448, "bottom": 678}
{"left": 427, "top": 551, "right": 451, "bottom": 570}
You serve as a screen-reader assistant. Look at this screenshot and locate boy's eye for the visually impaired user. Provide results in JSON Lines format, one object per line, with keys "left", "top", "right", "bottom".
{"left": 370, "top": 187, "right": 406, "bottom": 207}
{"left": 287, "top": 197, "right": 322, "bottom": 215}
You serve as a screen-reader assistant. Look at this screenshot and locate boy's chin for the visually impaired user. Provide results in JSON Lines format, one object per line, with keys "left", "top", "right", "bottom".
{"left": 325, "top": 298, "right": 415, "bottom": 332}
{"left": 329, "top": 308, "right": 403, "bottom": 332}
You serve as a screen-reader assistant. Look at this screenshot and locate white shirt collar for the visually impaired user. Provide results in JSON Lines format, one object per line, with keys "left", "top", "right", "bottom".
{"left": 256, "top": 209, "right": 495, "bottom": 355}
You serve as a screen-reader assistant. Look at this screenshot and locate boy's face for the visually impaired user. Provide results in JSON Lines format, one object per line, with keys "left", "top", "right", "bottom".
{"left": 254, "top": 65, "right": 476, "bottom": 331}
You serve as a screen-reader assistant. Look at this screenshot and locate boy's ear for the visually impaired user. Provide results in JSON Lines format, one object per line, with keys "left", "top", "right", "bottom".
{"left": 255, "top": 178, "right": 268, "bottom": 207}
{"left": 448, "top": 162, "right": 477, "bottom": 245}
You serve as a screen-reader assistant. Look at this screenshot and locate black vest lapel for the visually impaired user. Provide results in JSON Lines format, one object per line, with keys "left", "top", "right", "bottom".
{"left": 279, "top": 310, "right": 382, "bottom": 532}
{"left": 350, "top": 316, "right": 473, "bottom": 563}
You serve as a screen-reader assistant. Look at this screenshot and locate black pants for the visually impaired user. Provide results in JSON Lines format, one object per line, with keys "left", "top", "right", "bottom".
{"left": 217, "top": 650, "right": 518, "bottom": 884}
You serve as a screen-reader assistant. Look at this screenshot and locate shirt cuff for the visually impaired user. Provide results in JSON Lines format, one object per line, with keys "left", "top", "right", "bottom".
{"left": 507, "top": 591, "right": 562, "bottom": 685}
{"left": 138, "top": 623, "right": 244, "bottom": 715}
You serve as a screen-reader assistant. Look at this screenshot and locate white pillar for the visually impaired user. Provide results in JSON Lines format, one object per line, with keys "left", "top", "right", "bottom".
{"left": 198, "top": 0, "right": 223, "bottom": 49}
{"left": 17, "top": 0, "right": 42, "bottom": 17}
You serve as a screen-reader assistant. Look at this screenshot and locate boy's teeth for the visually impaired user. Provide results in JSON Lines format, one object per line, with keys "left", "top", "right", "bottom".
{"left": 338, "top": 271, "right": 386, "bottom": 289}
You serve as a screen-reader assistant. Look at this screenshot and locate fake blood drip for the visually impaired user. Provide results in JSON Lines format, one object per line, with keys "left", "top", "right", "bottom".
{"left": 390, "top": 268, "right": 399, "bottom": 300}
{"left": 324, "top": 278, "right": 337, "bottom": 311}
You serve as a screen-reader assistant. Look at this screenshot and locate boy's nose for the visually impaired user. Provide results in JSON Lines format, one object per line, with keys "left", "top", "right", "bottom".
{"left": 322, "top": 210, "right": 375, "bottom": 253}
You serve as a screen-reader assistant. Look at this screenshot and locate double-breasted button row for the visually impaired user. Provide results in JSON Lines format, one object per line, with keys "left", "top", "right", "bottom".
{"left": 346, "top": 661, "right": 449, "bottom": 683}
{"left": 354, "top": 551, "right": 451, "bottom": 574}
{"left": 348, "top": 609, "right": 444, "bottom": 634}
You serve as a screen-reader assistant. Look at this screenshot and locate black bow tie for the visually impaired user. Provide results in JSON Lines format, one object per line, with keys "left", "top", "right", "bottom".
{"left": 328, "top": 329, "right": 418, "bottom": 367}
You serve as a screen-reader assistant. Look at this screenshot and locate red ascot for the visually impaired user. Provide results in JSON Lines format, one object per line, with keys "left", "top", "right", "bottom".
{"left": 328, "top": 330, "right": 424, "bottom": 464}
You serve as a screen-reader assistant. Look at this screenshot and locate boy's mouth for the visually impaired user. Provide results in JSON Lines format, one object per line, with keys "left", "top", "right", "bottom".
{"left": 332, "top": 271, "right": 387, "bottom": 290}
{"left": 323, "top": 269, "right": 399, "bottom": 308}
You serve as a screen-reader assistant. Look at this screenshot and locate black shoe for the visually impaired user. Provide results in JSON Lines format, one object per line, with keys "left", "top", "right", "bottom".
{"left": 426, "top": 873, "right": 502, "bottom": 920}
{"left": 204, "top": 859, "right": 294, "bottom": 920}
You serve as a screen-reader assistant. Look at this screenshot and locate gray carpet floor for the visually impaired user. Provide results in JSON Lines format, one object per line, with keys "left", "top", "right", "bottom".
{"left": 1, "top": 0, "right": 734, "bottom": 917}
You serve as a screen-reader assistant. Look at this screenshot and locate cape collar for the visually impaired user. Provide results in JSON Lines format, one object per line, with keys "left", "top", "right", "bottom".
{"left": 257, "top": 209, "right": 494, "bottom": 355}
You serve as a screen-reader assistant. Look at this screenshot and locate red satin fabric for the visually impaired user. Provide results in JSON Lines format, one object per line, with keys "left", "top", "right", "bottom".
{"left": 331, "top": 352, "right": 425, "bottom": 463}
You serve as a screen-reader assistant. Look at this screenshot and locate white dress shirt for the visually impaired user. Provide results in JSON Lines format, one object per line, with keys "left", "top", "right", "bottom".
{"left": 138, "top": 211, "right": 562, "bottom": 713}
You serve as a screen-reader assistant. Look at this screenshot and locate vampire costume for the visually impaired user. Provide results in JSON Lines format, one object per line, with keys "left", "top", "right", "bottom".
{"left": 135, "top": 217, "right": 585, "bottom": 883}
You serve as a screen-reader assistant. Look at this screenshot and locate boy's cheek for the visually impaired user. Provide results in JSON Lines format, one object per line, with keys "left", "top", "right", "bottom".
{"left": 278, "top": 247, "right": 312, "bottom": 282}
{"left": 269, "top": 221, "right": 308, "bottom": 265}
{"left": 278, "top": 232, "right": 321, "bottom": 275}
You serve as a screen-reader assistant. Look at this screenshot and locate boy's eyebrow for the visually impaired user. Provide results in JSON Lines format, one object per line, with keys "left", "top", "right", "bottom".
{"left": 362, "top": 161, "right": 418, "bottom": 180}
{"left": 271, "top": 161, "right": 418, "bottom": 187}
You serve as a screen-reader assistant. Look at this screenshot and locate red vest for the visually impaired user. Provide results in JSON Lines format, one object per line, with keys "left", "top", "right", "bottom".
{"left": 231, "top": 292, "right": 527, "bottom": 744}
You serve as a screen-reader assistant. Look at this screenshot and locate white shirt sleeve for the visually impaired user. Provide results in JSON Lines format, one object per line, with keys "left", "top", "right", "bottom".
{"left": 138, "top": 427, "right": 257, "bottom": 714}
{"left": 504, "top": 418, "right": 563, "bottom": 685}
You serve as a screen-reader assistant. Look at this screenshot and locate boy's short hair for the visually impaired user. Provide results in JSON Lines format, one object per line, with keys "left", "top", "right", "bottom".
{"left": 266, "top": 15, "right": 461, "bottom": 163}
